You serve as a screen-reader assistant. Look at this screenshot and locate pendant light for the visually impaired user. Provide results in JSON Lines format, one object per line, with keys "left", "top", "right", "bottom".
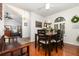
{"left": 45, "top": 3, "right": 50, "bottom": 9}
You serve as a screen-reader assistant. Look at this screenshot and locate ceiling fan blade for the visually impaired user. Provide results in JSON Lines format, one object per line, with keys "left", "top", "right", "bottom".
{"left": 8, "top": 17, "right": 13, "bottom": 19}
{"left": 5, "top": 12, "right": 13, "bottom": 19}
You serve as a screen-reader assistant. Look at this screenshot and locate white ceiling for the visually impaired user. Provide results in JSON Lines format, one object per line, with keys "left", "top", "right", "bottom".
{"left": 7, "top": 3, "right": 79, "bottom": 17}
{"left": 4, "top": 4, "right": 22, "bottom": 25}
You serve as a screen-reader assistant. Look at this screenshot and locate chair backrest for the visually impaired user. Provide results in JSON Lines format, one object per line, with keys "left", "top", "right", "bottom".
{"left": 55, "top": 30, "right": 62, "bottom": 41}
{"left": 37, "top": 29, "right": 46, "bottom": 41}
{"left": 4, "top": 30, "right": 12, "bottom": 37}
{"left": 57, "top": 30, "right": 64, "bottom": 38}
{"left": 38, "top": 29, "right": 46, "bottom": 35}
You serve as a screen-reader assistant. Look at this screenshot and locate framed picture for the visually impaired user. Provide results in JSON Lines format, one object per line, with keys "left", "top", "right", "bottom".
{"left": 36, "top": 21, "right": 42, "bottom": 28}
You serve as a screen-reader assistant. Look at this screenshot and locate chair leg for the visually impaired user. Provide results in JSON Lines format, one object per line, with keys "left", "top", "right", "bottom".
{"left": 56, "top": 46, "right": 58, "bottom": 53}
{"left": 45, "top": 45, "right": 47, "bottom": 56}
{"left": 38, "top": 42, "right": 40, "bottom": 51}
{"left": 60, "top": 42, "right": 63, "bottom": 49}
{"left": 38, "top": 46, "right": 39, "bottom": 51}
{"left": 60, "top": 41, "right": 64, "bottom": 49}
{"left": 62, "top": 41, "right": 64, "bottom": 47}
{"left": 12, "top": 37, "right": 14, "bottom": 43}
{"left": 55, "top": 43, "right": 58, "bottom": 53}
{"left": 48, "top": 44, "right": 51, "bottom": 56}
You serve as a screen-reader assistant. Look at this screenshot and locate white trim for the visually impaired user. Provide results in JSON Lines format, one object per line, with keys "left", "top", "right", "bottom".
{"left": 64, "top": 41, "right": 79, "bottom": 46}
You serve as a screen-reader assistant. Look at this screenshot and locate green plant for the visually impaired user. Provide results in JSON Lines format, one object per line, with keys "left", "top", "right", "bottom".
{"left": 71, "top": 15, "right": 79, "bottom": 23}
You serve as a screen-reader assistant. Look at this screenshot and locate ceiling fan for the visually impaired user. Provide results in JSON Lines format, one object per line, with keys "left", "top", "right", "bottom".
{"left": 5, "top": 12, "right": 13, "bottom": 19}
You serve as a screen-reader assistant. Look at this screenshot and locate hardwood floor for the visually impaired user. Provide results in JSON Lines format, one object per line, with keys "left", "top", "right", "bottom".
{"left": 29, "top": 42, "right": 79, "bottom": 56}
{"left": 0, "top": 42, "right": 79, "bottom": 56}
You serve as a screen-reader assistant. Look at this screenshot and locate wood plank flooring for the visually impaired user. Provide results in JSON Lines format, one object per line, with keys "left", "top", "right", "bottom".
{"left": 29, "top": 42, "right": 79, "bottom": 56}
{"left": 0, "top": 42, "right": 79, "bottom": 56}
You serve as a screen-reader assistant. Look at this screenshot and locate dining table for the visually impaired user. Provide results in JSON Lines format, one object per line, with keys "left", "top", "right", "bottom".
{"left": 35, "top": 32, "right": 57, "bottom": 56}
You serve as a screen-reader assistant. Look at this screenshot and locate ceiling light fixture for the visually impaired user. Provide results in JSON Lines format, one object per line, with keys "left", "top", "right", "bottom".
{"left": 45, "top": 3, "right": 50, "bottom": 9}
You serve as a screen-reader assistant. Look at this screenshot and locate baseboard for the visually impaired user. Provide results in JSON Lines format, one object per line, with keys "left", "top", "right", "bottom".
{"left": 30, "top": 38, "right": 79, "bottom": 47}
{"left": 30, "top": 39, "right": 35, "bottom": 42}
{"left": 64, "top": 42, "right": 79, "bottom": 47}
{"left": 22, "top": 37, "right": 30, "bottom": 39}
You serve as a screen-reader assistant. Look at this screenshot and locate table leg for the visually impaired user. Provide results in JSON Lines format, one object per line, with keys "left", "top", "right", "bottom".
{"left": 48, "top": 44, "right": 51, "bottom": 56}
{"left": 48, "top": 37, "right": 51, "bottom": 56}
{"left": 35, "top": 34, "right": 37, "bottom": 48}
{"left": 27, "top": 46, "right": 29, "bottom": 56}
{"left": 9, "top": 38, "right": 10, "bottom": 44}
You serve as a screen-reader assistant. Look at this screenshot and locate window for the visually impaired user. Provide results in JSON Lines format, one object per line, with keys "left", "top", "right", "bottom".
{"left": 55, "top": 17, "right": 65, "bottom": 23}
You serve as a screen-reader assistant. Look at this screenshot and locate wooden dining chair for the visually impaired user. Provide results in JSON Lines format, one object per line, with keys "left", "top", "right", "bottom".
{"left": 37, "top": 29, "right": 46, "bottom": 49}
{"left": 52, "top": 30, "right": 63, "bottom": 53}
{"left": 0, "top": 35, "right": 6, "bottom": 51}
{"left": 37, "top": 29, "right": 53, "bottom": 55}
{"left": 4, "top": 30, "right": 13, "bottom": 44}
